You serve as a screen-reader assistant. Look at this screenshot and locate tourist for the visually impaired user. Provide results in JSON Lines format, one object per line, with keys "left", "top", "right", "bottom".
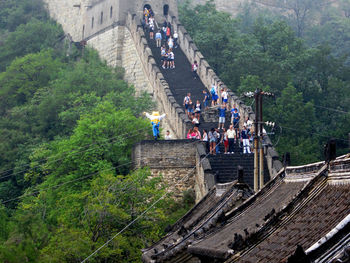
{"left": 241, "top": 126, "right": 251, "bottom": 154}
{"left": 193, "top": 127, "right": 201, "bottom": 139}
{"left": 221, "top": 87, "right": 228, "bottom": 106}
{"left": 143, "top": 111, "right": 166, "bottom": 140}
{"left": 160, "top": 45, "right": 166, "bottom": 59}
{"left": 155, "top": 30, "right": 162, "bottom": 47}
{"left": 214, "top": 128, "right": 221, "bottom": 154}
{"left": 231, "top": 107, "right": 240, "bottom": 135}
{"left": 244, "top": 116, "right": 253, "bottom": 133}
{"left": 187, "top": 128, "right": 193, "bottom": 139}
{"left": 144, "top": 8, "right": 150, "bottom": 24}
{"left": 227, "top": 124, "right": 236, "bottom": 154}
{"left": 165, "top": 130, "right": 171, "bottom": 140}
{"left": 209, "top": 128, "right": 216, "bottom": 155}
{"left": 161, "top": 46, "right": 167, "bottom": 69}
{"left": 218, "top": 104, "right": 227, "bottom": 130}
{"left": 166, "top": 25, "right": 171, "bottom": 41}
{"left": 168, "top": 36, "right": 174, "bottom": 49}
{"left": 149, "top": 21, "right": 154, "bottom": 39}
{"left": 203, "top": 90, "right": 210, "bottom": 110}
{"left": 223, "top": 128, "right": 229, "bottom": 154}
{"left": 149, "top": 16, "right": 155, "bottom": 27}
{"left": 192, "top": 114, "right": 200, "bottom": 128}
{"left": 202, "top": 129, "right": 209, "bottom": 153}
{"left": 173, "top": 30, "right": 178, "bottom": 48}
{"left": 167, "top": 48, "right": 174, "bottom": 69}
{"left": 183, "top": 93, "right": 191, "bottom": 116}
{"left": 162, "top": 24, "right": 167, "bottom": 41}
{"left": 211, "top": 84, "right": 218, "bottom": 106}
{"left": 188, "top": 99, "right": 194, "bottom": 116}
{"left": 194, "top": 100, "right": 201, "bottom": 119}
{"left": 192, "top": 60, "right": 198, "bottom": 79}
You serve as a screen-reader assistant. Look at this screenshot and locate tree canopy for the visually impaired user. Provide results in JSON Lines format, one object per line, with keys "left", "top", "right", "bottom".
{"left": 179, "top": 1, "right": 350, "bottom": 164}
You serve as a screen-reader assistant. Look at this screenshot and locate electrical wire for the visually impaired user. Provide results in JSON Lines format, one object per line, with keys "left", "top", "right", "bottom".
{"left": 278, "top": 125, "right": 348, "bottom": 142}
{"left": 80, "top": 140, "right": 223, "bottom": 263}
{"left": 1, "top": 161, "right": 132, "bottom": 205}
{"left": 0, "top": 126, "right": 151, "bottom": 181}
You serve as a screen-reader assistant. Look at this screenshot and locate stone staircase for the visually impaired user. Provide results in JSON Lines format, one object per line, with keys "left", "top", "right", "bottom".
{"left": 144, "top": 26, "right": 270, "bottom": 187}
{"left": 144, "top": 28, "right": 231, "bottom": 132}
{"left": 208, "top": 144, "right": 270, "bottom": 187}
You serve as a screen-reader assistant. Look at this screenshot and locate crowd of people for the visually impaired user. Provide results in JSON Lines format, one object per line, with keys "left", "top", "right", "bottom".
{"left": 142, "top": 7, "right": 255, "bottom": 154}
{"left": 183, "top": 84, "right": 255, "bottom": 155}
{"left": 185, "top": 102, "right": 255, "bottom": 155}
{"left": 143, "top": 7, "right": 178, "bottom": 69}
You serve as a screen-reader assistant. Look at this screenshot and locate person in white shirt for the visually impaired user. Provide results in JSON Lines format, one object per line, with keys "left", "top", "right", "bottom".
{"left": 244, "top": 117, "right": 253, "bottom": 132}
{"left": 165, "top": 130, "right": 171, "bottom": 140}
{"left": 227, "top": 124, "right": 236, "bottom": 153}
{"left": 221, "top": 87, "right": 228, "bottom": 106}
{"left": 168, "top": 36, "right": 174, "bottom": 49}
{"left": 168, "top": 49, "right": 175, "bottom": 69}
{"left": 155, "top": 30, "right": 162, "bottom": 47}
{"left": 173, "top": 31, "right": 178, "bottom": 48}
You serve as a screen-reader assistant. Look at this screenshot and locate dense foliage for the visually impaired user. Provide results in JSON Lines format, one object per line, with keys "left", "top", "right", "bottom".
{"left": 180, "top": 1, "right": 350, "bottom": 164}
{"left": 0, "top": 0, "right": 194, "bottom": 261}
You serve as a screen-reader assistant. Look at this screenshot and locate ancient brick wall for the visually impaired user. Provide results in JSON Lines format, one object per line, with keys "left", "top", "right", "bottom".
{"left": 133, "top": 140, "right": 202, "bottom": 199}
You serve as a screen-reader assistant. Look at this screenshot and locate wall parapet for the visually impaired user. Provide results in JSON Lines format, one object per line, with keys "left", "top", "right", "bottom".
{"left": 126, "top": 12, "right": 192, "bottom": 138}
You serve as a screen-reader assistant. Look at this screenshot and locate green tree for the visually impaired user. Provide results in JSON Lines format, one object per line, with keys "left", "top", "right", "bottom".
{"left": 0, "top": 50, "right": 62, "bottom": 113}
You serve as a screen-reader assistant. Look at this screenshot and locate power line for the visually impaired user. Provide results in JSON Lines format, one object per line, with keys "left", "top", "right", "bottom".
{"left": 277, "top": 125, "right": 348, "bottom": 143}
{"left": 80, "top": 140, "right": 223, "bottom": 263}
{"left": 1, "top": 161, "right": 131, "bottom": 205}
{"left": 0, "top": 126, "right": 151, "bottom": 181}
{"left": 313, "top": 105, "right": 349, "bottom": 115}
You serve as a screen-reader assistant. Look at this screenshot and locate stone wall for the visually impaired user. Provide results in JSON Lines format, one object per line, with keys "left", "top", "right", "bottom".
{"left": 86, "top": 25, "right": 153, "bottom": 94}
{"left": 44, "top": 0, "right": 179, "bottom": 41}
{"left": 133, "top": 140, "right": 203, "bottom": 199}
{"left": 133, "top": 140, "right": 217, "bottom": 202}
{"left": 43, "top": 0, "right": 87, "bottom": 41}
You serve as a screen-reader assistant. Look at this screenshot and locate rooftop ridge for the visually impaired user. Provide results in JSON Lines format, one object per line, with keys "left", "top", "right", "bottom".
{"left": 223, "top": 164, "right": 329, "bottom": 262}
{"left": 144, "top": 182, "right": 252, "bottom": 262}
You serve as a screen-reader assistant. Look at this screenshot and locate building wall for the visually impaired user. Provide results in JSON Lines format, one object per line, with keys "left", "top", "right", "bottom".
{"left": 43, "top": 0, "right": 87, "bottom": 41}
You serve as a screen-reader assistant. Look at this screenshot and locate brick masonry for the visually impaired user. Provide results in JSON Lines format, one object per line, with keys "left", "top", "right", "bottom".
{"left": 133, "top": 140, "right": 200, "bottom": 199}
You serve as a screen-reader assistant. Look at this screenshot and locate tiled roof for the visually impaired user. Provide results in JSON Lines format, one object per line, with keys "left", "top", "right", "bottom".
{"left": 187, "top": 175, "right": 310, "bottom": 259}
{"left": 142, "top": 157, "right": 350, "bottom": 263}
{"left": 142, "top": 181, "right": 253, "bottom": 262}
{"left": 236, "top": 184, "right": 350, "bottom": 263}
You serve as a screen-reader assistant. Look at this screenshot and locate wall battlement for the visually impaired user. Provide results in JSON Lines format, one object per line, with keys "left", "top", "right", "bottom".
{"left": 44, "top": 0, "right": 178, "bottom": 41}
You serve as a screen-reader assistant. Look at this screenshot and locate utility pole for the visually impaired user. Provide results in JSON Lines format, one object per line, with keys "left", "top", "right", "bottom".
{"left": 259, "top": 90, "right": 264, "bottom": 190}
{"left": 254, "top": 89, "right": 260, "bottom": 193}
{"left": 244, "top": 89, "right": 274, "bottom": 192}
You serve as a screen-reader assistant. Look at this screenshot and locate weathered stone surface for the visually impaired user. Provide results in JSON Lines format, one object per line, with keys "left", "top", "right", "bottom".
{"left": 133, "top": 140, "right": 211, "bottom": 201}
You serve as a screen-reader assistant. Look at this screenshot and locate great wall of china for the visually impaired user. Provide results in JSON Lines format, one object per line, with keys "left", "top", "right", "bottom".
{"left": 41, "top": 1, "right": 350, "bottom": 262}
{"left": 43, "top": 0, "right": 282, "bottom": 200}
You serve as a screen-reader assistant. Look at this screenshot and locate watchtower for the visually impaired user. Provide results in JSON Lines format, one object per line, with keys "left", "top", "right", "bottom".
{"left": 82, "top": 0, "right": 178, "bottom": 40}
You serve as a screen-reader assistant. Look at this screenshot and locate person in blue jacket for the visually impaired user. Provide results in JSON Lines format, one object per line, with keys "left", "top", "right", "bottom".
{"left": 218, "top": 104, "right": 228, "bottom": 129}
